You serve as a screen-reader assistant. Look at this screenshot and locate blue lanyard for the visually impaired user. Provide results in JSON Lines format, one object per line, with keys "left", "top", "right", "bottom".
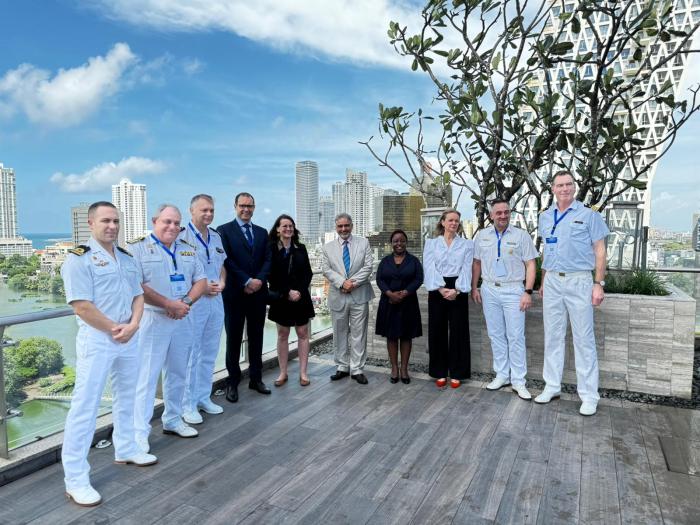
{"left": 151, "top": 234, "right": 178, "bottom": 271}
{"left": 494, "top": 228, "right": 507, "bottom": 259}
{"left": 550, "top": 208, "right": 572, "bottom": 236}
{"left": 188, "top": 223, "right": 210, "bottom": 263}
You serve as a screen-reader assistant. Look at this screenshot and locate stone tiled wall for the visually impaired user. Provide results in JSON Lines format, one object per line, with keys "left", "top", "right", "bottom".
{"left": 367, "top": 284, "right": 696, "bottom": 399}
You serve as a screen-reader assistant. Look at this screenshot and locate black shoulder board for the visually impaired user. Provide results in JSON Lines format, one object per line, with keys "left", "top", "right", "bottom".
{"left": 180, "top": 226, "right": 186, "bottom": 232}
{"left": 208, "top": 226, "right": 220, "bottom": 236}
{"left": 180, "top": 238, "right": 195, "bottom": 248}
{"left": 117, "top": 246, "right": 133, "bottom": 257}
{"left": 68, "top": 245, "right": 90, "bottom": 256}
{"left": 127, "top": 235, "right": 146, "bottom": 244}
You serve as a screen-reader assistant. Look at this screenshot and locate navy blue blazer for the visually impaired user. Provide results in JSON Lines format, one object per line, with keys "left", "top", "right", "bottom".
{"left": 216, "top": 220, "right": 272, "bottom": 294}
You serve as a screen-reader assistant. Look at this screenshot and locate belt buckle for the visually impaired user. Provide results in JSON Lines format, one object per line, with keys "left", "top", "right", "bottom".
{"left": 494, "top": 282, "right": 501, "bottom": 287}
{"left": 558, "top": 272, "right": 566, "bottom": 277}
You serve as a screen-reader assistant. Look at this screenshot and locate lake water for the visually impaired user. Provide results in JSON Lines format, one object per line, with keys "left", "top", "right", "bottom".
{"left": 1, "top": 283, "right": 331, "bottom": 450}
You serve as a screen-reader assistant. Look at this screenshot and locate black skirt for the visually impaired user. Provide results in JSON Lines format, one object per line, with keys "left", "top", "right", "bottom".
{"left": 268, "top": 290, "right": 315, "bottom": 327}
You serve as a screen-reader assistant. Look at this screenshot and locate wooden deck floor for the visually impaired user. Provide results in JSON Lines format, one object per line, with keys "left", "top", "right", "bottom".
{"left": 1, "top": 358, "right": 699, "bottom": 524}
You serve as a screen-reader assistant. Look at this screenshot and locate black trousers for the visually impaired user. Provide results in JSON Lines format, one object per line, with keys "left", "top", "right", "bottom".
{"left": 223, "top": 290, "right": 267, "bottom": 386}
{"left": 428, "top": 277, "right": 471, "bottom": 379}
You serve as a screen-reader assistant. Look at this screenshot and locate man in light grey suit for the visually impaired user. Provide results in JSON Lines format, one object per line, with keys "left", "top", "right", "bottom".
{"left": 322, "top": 213, "right": 375, "bottom": 384}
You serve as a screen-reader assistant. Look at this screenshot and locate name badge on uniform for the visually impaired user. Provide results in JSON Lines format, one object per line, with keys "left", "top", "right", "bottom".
{"left": 494, "top": 259, "right": 507, "bottom": 278}
{"left": 545, "top": 237, "right": 558, "bottom": 257}
{"left": 170, "top": 273, "right": 187, "bottom": 297}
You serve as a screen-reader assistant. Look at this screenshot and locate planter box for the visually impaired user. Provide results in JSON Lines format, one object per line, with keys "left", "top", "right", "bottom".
{"left": 367, "top": 284, "right": 696, "bottom": 399}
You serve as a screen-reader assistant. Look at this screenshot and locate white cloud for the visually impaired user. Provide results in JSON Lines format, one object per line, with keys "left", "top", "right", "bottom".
{"left": 182, "top": 58, "right": 204, "bottom": 75}
{"left": 0, "top": 43, "right": 137, "bottom": 127}
{"left": 88, "top": 1, "right": 420, "bottom": 69}
{"left": 51, "top": 156, "right": 167, "bottom": 193}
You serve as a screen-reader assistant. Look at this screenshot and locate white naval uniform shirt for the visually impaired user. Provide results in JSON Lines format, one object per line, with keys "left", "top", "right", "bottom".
{"left": 178, "top": 223, "right": 226, "bottom": 282}
{"left": 129, "top": 233, "right": 206, "bottom": 311}
{"left": 473, "top": 225, "right": 538, "bottom": 283}
{"left": 61, "top": 237, "right": 143, "bottom": 329}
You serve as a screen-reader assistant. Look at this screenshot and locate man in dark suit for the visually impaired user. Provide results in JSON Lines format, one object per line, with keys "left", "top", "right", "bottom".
{"left": 217, "top": 192, "right": 272, "bottom": 402}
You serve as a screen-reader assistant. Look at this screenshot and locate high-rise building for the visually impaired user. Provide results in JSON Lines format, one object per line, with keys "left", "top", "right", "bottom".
{"left": 112, "top": 178, "right": 147, "bottom": 243}
{"left": 514, "top": 0, "right": 696, "bottom": 243}
{"left": 319, "top": 196, "right": 335, "bottom": 237}
{"left": 71, "top": 203, "right": 91, "bottom": 247}
{"left": 332, "top": 182, "right": 345, "bottom": 218}
{"left": 295, "top": 161, "right": 319, "bottom": 244}
{"left": 371, "top": 187, "right": 398, "bottom": 233}
{"left": 368, "top": 193, "right": 424, "bottom": 258}
{"left": 692, "top": 213, "right": 700, "bottom": 252}
{"left": 0, "top": 162, "right": 18, "bottom": 238}
{"left": 344, "top": 169, "right": 369, "bottom": 237}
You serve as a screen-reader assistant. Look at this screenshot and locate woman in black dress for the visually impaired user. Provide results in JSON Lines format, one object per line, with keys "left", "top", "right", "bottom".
{"left": 375, "top": 229, "right": 424, "bottom": 384}
{"left": 268, "top": 215, "right": 315, "bottom": 386}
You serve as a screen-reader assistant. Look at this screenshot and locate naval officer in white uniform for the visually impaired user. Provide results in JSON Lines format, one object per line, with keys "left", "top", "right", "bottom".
{"left": 471, "top": 198, "right": 538, "bottom": 400}
{"left": 130, "top": 204, "right": 207, "bottom": 453}
{"left": 61, "top": 201, "right": 157, "bottom": 507}
{"left": 534, "top": 171, "right": 609, "bottom": 416}
{"left": 178, "top": 194, "right": 227, "bottom": 424}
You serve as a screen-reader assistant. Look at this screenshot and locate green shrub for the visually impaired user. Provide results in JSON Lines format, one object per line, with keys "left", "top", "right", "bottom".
{"left": 38, "top": 377, "right": 53, "bottom": 388}
{"left": 604, "top": 270, "right": 669, "bottom": 296}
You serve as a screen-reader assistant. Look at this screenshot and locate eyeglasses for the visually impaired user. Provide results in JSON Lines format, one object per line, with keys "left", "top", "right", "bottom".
{"left": 238, "top": 204, "right": 255, "bottom": 209}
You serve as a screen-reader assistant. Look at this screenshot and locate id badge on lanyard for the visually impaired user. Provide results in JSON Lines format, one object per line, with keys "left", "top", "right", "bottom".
{"left": 170, "top": 273, "right": 187, "bottom": 297}
{"left": 545, "top": 237, "right": 558, "bottom": 257}
{"left": 494, "top": 259, "right": 507, "bottom": 278}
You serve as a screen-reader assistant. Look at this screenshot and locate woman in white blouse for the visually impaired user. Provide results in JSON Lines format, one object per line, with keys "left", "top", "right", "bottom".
{"left": 423, "top": 208, "right": 474, "bottom": 388}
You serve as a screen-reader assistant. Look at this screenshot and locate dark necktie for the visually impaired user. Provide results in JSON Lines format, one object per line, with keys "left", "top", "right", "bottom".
{"left": 243, "top": 223, "right": 253, "bottom": 247}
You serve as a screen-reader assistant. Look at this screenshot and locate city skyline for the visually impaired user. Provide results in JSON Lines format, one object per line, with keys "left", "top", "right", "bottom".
{"left": 1, "top": 2, "right": 699, "bottom": 234}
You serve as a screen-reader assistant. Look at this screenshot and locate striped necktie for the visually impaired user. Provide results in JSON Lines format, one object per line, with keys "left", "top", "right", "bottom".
{"left": 343, "top": 241, "right": 351, "bottom": 276}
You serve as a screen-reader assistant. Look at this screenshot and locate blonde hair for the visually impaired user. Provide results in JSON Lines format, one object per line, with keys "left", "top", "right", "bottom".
{"left": 433, "top": 208, "right": 463, "bottom": 237}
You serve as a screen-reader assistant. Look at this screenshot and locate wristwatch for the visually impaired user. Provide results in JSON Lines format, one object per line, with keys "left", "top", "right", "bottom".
{"left": 594, "top": 280, "right": 606, "bottom": 287}
{"left": 524, "top": 289, "right": 533, "bottom": 295}
{"left": 182, "top": 295, "right": 193, "bottom": 306}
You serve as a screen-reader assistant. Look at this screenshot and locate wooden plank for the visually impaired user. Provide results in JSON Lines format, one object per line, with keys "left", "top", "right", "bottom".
{"left": 579, "top": 406, "right": 621, "bottom": 525}
{"left": 493, "top": 458, "right": 546, "bottom": 525}
{"left": 367, "top": 478, "right": 429, "bottom": 524}
{"left": 536, "top": 402, "right": 583, "bottom": 525}
{"left": 410, "top": 463, "right": 480, "bottom": 524}
{"left": 152, "top": 503, "right": 210, "bottom": 524}
{"left": 454, "top": 430, "right": 523, "bottom": 522}
{"left": 639, "top": 424, "right": 700, "bottom": 525}
{"left": 609, "top": 406, "right": 664, "bottom": 525}
{"left": 236, "top": 503, "right": 295, "bottom": 525}
{"left": 516, "top": 401, "right": 558, "bottom": 463}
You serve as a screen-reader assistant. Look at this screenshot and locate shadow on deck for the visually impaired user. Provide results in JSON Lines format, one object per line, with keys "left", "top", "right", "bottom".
{"left": 1, "top": 357, "right": 699, "bottom": 524}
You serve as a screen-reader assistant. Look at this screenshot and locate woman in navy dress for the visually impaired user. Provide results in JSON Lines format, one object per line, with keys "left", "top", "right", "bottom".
{"left": 375, "top": 229, "right": 424, "bottom": 384}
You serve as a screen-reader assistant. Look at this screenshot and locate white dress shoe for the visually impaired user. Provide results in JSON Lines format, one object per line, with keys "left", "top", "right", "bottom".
{"left": 183, "top": 410, "right": 204, "bottom": 425}
{"left": 198, "top": 399, "right": 224, "bottom": 415}
{"left": 136, "top": 436, "right": 150, "bottom": 454}
{"left": 512, "top": 384, "right": 532, "bottom": 400}
{"left": 579, "top": 402, "right": 597, "bottom": 416}
{"left": 66, "top": 485, "right": 102, "bottom": 507}
{"left": 534, "top": 390, "right": 561, "bottom": 404}
{"left": 163, "top": 421, "right": 199, "bottom": 438}
{"left": 114, "top": 452, "right": 158, "bottom": 466}
{"left": 486, "top": 377, "right": 511, "bottom": 391}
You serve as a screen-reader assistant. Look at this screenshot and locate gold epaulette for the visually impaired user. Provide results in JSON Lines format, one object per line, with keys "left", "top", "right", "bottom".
{"left": 69, "top": 245, "right": 90, "bottom": 256}
{"left": 117, "top": 246, "right": 133, "bottom": 257}
{"left": 127, "top": 235, "right": 147, "bottom": 244}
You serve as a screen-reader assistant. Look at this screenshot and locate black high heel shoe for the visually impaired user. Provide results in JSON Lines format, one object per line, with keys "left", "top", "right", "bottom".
{"left": 400, "top": 375, "right": 411, "bottom": 385}
{"left": 390, "top": 376, "right": 399, "bottom": 384}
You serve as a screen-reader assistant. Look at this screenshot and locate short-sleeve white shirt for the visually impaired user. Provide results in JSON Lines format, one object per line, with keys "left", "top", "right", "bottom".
{"left": 473, "top": 225, "right": 538, "bottom": 282}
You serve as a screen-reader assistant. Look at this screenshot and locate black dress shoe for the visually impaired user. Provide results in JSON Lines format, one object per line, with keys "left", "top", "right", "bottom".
{"left": 248, "top": 380, "right": 271, "bottom": 395}
{"left": 351, "top": 373, "right": 369, "bottom": 385}
{"left": 401, "top": 376, "right": 411, "bottom": 385}
{"left": 225, "top": 385, "right": 238, "bottom": 403}
{"left": 330, "top": 370, "right": 350, "bottom": 381}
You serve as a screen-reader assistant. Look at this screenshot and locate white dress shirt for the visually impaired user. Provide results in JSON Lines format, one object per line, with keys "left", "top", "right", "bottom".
{"left": 423, "top": 235, "right": 474, "bottom": 293}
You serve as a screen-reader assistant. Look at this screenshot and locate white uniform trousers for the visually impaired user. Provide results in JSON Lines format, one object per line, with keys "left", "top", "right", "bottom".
{"left": 331, "top": 301, "right": 369, "bottom": 375}
{"left": 183, "top": 294, "right": 224, "bottom": 411}
{"left": 481, "top": 282, "right": 527, "bottom": 386}
{"left": 542, "top": 271, "right": 600, "bottom": 403}
{"left": 134, "top": 309, "right": 193, "bottom": 440}
{"left": 63, "top": 327, "right": 139, "bottom": 490}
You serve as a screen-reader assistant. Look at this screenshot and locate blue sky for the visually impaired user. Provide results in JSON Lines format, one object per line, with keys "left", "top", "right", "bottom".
{"left": 1, "top": 0, "right": 698, "bottom": 233}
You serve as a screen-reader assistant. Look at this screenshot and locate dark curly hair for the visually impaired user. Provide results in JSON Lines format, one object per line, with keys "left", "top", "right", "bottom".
{"left": 269, "top": 214, "right": 301, "bottom": 244}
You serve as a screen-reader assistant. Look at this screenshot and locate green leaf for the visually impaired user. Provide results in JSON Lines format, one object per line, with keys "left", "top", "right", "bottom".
{"left": 626, "top": 179, "right": 647, "bottom": 190}
{"left": 550, "top": 42, "right": 574, "bottom": 55}
{"left": 633, "top": 48, "right": 643, "bottom": 61}
{"left": 659, "top": 31, "right": 671, "bottom": 42}
{"left": 571, "top": 16, "right": 581, "bottom": 33}
{"left": 411, "top": 59, "right": 418, "bottom": 71}
{"left": 491, "top": 52, "right": 501, "bottom": 70}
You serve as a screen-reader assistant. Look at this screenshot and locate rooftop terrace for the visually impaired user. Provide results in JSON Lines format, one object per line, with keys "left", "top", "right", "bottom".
{"left": 1, "top": 357, "right": 699, "bottom": 524}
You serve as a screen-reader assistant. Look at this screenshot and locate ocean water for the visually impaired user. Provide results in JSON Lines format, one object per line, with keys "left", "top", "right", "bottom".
{"left": 19, "top": 233, "right": 71, "bottom": 250}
